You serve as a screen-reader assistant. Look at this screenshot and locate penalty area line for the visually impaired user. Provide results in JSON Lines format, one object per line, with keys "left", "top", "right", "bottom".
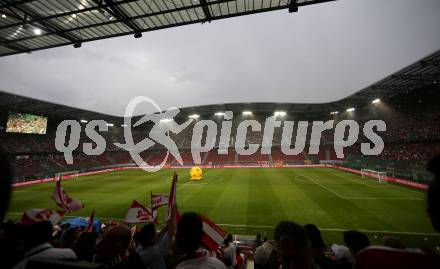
{"left": 295, "top": 170, "right": 345, "bottom": 199}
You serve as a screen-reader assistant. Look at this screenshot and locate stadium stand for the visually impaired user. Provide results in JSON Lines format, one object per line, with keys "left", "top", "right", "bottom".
{"left": 1, "top": 84, "right": 440, "bottom": 184}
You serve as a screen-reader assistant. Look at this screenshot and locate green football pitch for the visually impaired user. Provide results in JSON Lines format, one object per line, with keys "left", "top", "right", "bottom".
{"left": 6, "top": 167, "right": 439, "bottom": 248}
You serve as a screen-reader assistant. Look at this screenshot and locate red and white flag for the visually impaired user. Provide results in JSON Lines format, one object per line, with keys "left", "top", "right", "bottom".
{"left": 124, "top": 200, "right": 154, "bottom": 224}
{"left": 167, "top": 173, "right": 178, "bottom": 221}
{"left": 150, "top": 206, "right": 159, "bottom": 224}
{"left": 51, "top": 179, "right": 84, "bottom": 212}
{"left": 151, "top": 193, "right": 169, "bottom": 210}
{"left": 84, "top": 209, "right": 95, "bottom": 232}
{"left": 21, "top": 209, "right": 65, "bottom": 225}
{"left": 130, "top": 225, "right": 138, "bottom": 237}
{"left": 200, "top": 214, "right": 227, "bottom": 251}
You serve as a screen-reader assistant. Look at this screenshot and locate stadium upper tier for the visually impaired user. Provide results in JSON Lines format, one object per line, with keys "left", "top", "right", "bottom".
{"left": 1, "top": 93, "right": 440, "bottom": 183}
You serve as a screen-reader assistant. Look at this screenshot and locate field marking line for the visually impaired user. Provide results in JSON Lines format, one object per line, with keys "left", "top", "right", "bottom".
{"left": 14, "top": 190, "right": 48, "bottom": 193}
{"left": 295, "top": 170, "right": 345, "bottom": 199}
{"left": 330, "top": 170, "right": 369, "bottom": 186}
{"left": 329, "top": 171, "right": 424, "bottom": 200}
{"left": 299, "top": 169, "right": 422, "bottom": 201}
{"left": 177, "top": 180, "right": 196, "bottom": 190}
{"left": 6, "top": 212, "right": 436, "bottom": 237}
{"left": 331, "top": 168, "right": 425, "bottom": 195}
{"left": 167, "top": 175, "right": 223, "bottom": 186}
{"left": 208, "top": 175, "right": 224, "bottom": 184}
{"left": 344, "top": 197, "right": 424, "bottom": 201}
{"left": 6, "top": 212, "right": 440, "bottom": 236}
{"left": 63, "top": 172, "right": 128, "bottom": 186}
{"left": 291, "top": 175, "right": 314, "bottom": 185}
{"left": 216, "top": 223, "right": 440, "bottom": 236}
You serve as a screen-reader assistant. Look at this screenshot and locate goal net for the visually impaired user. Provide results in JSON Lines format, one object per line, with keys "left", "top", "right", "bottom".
{"left": 54, "top": 171, "right": 79, "bottom": 181}
{"left": 360, "top": 169, "right": 387, "bottom": 182}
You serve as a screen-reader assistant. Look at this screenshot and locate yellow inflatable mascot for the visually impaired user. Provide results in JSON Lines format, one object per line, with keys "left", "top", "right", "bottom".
{"left": 190, "top": 166, "right": 203, "bottom": 181}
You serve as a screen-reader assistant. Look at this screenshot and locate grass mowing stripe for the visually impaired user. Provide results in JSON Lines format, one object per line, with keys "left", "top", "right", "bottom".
{"left": 6, "top": 212, "right": 437, "bottom": 237}
{"left": 7, "top": 168, "right": 436, "bottom": 248}
{"left": 308, "top": 169, "right": 423, "bottom": 200}
{"left": 294, "top": 170, "right": 345, "bottom": 199}
{"left": 329, "top": 168, "right": 425, "bottom": 196}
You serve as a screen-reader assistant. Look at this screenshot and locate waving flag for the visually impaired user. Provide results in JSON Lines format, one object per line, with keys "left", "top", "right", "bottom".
{"left": 84, "top": 209, "right": 95, "bottom": 232}
{"left": 51, "top": 179, "right": 84, "bottom": 212}
{"left": 130, "top": 225, "right": 139, "bottom": 237}
{"left": 21, "top": 209, "right": 65, "bottom": 225}
{"left": 200, "top": 214, "right": 227, "bottom": 251}
{"left": 151, "top": 206, "right": 159, "bottom": 224}
{"left": 167, "top": 173, "right": 178, "bottom": 221}
{"left": 124, "top": 200, "right": 154, "bottom": 224}
{"left": 151, "top": 193, "right": 169, "bottom": 210}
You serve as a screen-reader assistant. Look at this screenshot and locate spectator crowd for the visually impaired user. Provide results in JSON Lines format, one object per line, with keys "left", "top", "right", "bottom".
{"left": 0, "top": 151, "right": 440, "bottom": 269}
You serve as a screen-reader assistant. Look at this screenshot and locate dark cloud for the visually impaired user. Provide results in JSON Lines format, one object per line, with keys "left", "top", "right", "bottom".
{"left": 0, "top": 0, "right": 439, "bottom": 116}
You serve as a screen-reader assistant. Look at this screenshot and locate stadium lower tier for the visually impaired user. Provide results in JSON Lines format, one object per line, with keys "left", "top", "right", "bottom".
{"left": 5, "top": 142, "right": 440, "bottom": 184}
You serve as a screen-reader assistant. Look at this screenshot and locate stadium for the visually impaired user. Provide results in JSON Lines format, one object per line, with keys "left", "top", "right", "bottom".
{"left": 1, "top": 1, "right": 440, "bottom": 269}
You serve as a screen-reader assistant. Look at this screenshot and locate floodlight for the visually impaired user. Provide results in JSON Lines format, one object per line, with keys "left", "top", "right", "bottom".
{"left": 33, "top": 28, "right": 42, "bottom": 35}
{"left": 274, "top": 111, "right": 286, "bottom": 117}
{"left": 189, "top": 114, "right": 200, "bottom": 119}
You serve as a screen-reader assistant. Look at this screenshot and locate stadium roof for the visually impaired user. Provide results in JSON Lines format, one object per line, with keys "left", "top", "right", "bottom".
{"left": 1, "top": 49, "right": 438, "bottom": 125}
{"left": 0, "top": 0, "right": 335, "bottom": 57}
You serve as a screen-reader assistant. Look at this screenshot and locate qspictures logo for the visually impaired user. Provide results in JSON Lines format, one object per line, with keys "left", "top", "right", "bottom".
{"left": 55, "top": 96, "right": 386, "bottom": 172}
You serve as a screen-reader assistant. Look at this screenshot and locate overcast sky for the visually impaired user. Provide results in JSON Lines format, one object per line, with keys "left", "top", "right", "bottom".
{"left": 0, "top": 0, "right": 439, "bottom": 116}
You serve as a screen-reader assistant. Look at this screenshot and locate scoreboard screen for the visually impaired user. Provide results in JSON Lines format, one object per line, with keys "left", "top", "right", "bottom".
{"left": 6, "top": 112, "right": 48, "bottom": 134}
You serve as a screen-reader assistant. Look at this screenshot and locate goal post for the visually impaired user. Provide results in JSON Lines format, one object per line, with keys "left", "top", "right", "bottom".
{"left": 54, "top": 171, "right": 79, "bottom": 181}
{"left": 360, "top": 169, "right": 387, "bottom": 182}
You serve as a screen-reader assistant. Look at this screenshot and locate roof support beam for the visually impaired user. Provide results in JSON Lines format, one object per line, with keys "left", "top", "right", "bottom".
{"left": 0, "top": 0, "right": 235, "bottom": 46}
{"left": 94, "top": 0, "right": 143, "bottom": 33}
{"left": 0, "top": 0, "right": 37, "bottom": 10}
{"left": 0, "top": 36, "right": 30, "bottom": 53}
{"left": 200, "top": 0, "right": 213, "bottom": 22}
{"left": 0, "top": 0, "right": 141, "bottom": 31}
{"left": 9, "top": 4, "right": 81, "bottom": 43}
